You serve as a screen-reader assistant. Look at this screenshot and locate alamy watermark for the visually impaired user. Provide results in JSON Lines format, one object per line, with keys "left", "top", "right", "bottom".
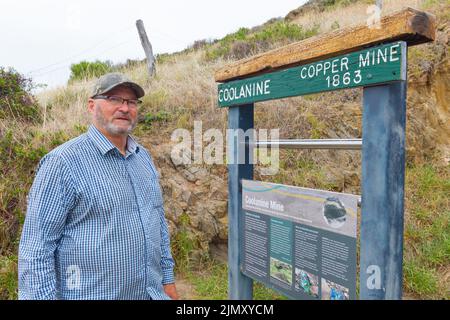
{"left": 367, "top": 1, "right": 382, "bottom": 30}
{"left": 171, "top": 121, "right": 280, "bottom": 175}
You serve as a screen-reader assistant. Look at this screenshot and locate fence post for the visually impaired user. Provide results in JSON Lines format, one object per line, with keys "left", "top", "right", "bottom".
{"left": 136, "top": 19, "right": 155, "bottom": 77}
{"left": 228, "top": 104, "right": 254, "bottom": 299}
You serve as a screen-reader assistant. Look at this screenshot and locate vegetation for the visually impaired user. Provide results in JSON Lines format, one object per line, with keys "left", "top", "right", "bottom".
{"left": 141, "top": 110, "right": 171, "bottom": 128}
{"left": 69, "top": 60, "right": 112, "bottom": 82}
{"left": 0, "top": 125, "right": 74, "bottom": 299}
{"left": 403, "top": 164, "right": 450, "bottom": 299}
{"left": 205, "top": 21, "right": 319, "bottom": 61}
{"left": 183, "top": 259, "right": 287, "bottom": 300}
{"left": 0, "top": 68, "right": 41, "bottom": 122}
{"left": 171, "top": 213, "right": 204, "bottom": 274}
{"left": 321, "top": 0, "right": 373, "bottom": 8}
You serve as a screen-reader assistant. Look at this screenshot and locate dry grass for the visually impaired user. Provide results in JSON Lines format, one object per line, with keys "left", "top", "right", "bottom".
{"left": 36, "top": 80, "right": 92, "bottom": 135}
{"left": 289, "top": 0, "right": 424, "bottom": 33}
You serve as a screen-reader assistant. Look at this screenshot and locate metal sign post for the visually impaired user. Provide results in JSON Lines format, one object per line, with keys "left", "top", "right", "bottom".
{"left": 360, "top": 80, "right": 407, "bottom": 299}
{"left": 227, "top": 104, "right": 254, "bottom": 299}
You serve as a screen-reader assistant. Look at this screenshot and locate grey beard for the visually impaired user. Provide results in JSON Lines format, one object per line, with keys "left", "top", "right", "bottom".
{"left": 94, "top": 105, "right": 137, "bottom": 136}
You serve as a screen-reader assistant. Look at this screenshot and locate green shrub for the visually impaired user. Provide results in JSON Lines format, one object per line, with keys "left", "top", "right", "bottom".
{"left": 141, "top": 110, "right": 171, "bottom": 128}
{"left": 322, "top": 0, "right": 371, "bottom": 9}
{"left": 252, "top": 21, "right": 317, "bottom": 43}
{"left": 0, "top": 254, "right": 18, "bottom": 299}
{"left": 69, "top": 60, "right": 112, "bottom": 82}
{"left": 205, "top": 27, "right": 250, "bottom": 60}
{"left": 331, "top": 21, "right": 340, "bottom": 30}
{"left": 0, "top": 67, "right": 41, "bottom": 122}
{"left": 0, "top": 128, "right": 70, "bottom": 257}
{"left": 171, "top": 213, "right": 199, "bottom": 273}
{"left": 205, "top": 22, "right": 319, "bottom": 61}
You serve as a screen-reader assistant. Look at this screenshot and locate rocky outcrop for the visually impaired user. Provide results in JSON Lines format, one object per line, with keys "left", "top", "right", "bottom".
{"left": 143, "top": 140, "right": 229, "bottom": 260}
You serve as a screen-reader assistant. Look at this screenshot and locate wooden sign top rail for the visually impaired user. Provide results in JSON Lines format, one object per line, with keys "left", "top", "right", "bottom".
{"left": 215, "top": 7, "right": 435, "bottom": 83}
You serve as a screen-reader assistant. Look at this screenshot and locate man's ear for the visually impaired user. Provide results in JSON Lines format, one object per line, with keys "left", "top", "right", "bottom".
{"left": 88, "top": 99, "right": 95, "bottom": 114}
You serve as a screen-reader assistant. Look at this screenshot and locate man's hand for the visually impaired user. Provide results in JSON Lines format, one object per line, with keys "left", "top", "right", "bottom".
{"left": 163, "top": 283, "right": 179, "bottom": 300}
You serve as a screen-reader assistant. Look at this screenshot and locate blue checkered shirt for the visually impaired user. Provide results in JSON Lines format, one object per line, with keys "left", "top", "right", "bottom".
{"left": 18, "top": 125, "right": 175, "bottom": 300}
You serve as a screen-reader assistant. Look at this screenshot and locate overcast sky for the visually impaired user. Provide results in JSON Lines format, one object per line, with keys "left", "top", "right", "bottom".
{"left": 0, "top": 0, "right": 307, "bottom": 89}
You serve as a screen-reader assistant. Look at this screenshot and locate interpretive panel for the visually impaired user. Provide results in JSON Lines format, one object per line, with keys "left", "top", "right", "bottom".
{"left": 242, "top": 179, "right": 359, "bottom": 300}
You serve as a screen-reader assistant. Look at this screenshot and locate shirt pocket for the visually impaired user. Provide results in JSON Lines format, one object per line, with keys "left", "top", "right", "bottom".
{"left": 137, "top": 171, "right": 164, "bottom": 210}
{"left": 85, "top": 170, "right": 134, "bottom": 228}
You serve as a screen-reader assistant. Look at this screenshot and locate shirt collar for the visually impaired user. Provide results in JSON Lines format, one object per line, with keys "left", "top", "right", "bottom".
{"left": 87, "top": 125, "right": 140, "bottom": 156}
{"left": 126, "top": 134, "right": 140, "bottom": 155}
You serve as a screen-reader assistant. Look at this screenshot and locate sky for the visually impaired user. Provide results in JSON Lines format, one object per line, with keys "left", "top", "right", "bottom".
{"left": 0, "top": 0, "right": 307, "bottom": 89}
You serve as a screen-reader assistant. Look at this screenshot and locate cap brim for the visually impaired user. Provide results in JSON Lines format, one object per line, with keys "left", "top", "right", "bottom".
{"left": 97, "top": 81, "right": 145, "bottom": 99}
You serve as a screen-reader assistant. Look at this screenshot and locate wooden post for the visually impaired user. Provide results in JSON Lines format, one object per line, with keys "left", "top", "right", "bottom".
{"left": 136, "top": 19, "right": 155, "bottom": 77}
{"left": 376, "top": 0, "right": 383, "bottom": 10}
{"left": 228, "top": 104, "right": 254, "bottom": 300}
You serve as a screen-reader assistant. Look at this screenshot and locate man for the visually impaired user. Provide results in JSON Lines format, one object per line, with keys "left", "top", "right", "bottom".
{"left": 18, "top": 72, "right": 178, "bottom": 300}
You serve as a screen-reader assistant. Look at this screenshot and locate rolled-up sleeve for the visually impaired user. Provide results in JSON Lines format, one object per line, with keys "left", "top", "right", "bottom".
{"left": 18, "top": 154, "right": 76, "bottom": 300}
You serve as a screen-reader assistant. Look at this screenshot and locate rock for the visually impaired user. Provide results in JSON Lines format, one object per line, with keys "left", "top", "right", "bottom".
{"left": 218, "top": 216, "right": 228, "bottom": 241}
{"left": 142, "top": 141, "right": 231, "bottom": 263}
{"left": 181, "top": 169, "right": 197, "bottom": 182}
{"left": 165, "top": 201, "right": 184, "bottom": 222}
{"left": 170, "top": 147, "right": 192, "bottom": 168}
{"left": 209, "top": 178, "right": 228, "bottom": 200}
{"left": 189, "top": 214, "right": 200, "bottom": 228}
{"left": 209, "top": 243, "right": 228, "bottom": 264}
{"left": 208, "top": 200, "right": 228, "bottom": 219}
{"left": 187, "top": 166, "right": 209, "bottom": 181}
{"left": 181, "top": 190, "right": 192, "bottom": 205}
{"left": 192, "top": 189, "right": 207, "bottom": 198}
{"left": 198, "top": 214, "right": 218, "bottom": 239}
{"left": 179, "top": 201, "right": 188, "bottom": 210}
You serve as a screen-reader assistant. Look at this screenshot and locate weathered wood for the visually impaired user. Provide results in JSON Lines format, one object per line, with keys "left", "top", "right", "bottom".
{"left": 136, "top": 19, "right": 156, "bottom": 77}
{"left": 376, "top": 0, "right": 383, "bottom": 10}
{"left": 218, "top": 42, "right": 406, "bottom": 107}
{"left": 215, "top": 7, "right": 435, "bottom": 82}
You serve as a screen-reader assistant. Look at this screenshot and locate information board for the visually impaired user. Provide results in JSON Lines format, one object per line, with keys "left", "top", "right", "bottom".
{"left": 241, "top": 180, "right": 359, "bottom": 300}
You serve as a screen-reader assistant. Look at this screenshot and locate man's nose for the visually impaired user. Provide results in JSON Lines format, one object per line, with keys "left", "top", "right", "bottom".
{"left": 117, "top": 102, "right": 130, "bottom": 112}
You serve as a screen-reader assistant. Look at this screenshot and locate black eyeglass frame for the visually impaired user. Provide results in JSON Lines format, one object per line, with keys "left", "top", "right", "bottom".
{"left": 92, "top": 95, "right": 143, "bottom": 106}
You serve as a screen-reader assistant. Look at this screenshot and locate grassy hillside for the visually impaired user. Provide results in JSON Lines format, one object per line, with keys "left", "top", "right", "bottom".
{"left": 0, "top": 0, "right": 448, "bottom": 299}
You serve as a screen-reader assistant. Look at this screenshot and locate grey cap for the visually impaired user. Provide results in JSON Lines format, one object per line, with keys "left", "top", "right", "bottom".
{"left": 90, "top": 72, "right": 145, "bottom": 98}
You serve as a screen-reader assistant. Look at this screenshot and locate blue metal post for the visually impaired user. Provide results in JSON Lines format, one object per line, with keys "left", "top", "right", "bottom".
{"left": 360, "top": 80, "right": 407, "bottom": 299}
{"left": 228, "top": 104, "right": 254, "bottom": 300}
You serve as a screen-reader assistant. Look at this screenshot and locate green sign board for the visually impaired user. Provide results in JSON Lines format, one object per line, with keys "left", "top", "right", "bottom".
{"left": 218, "top": 41, "right": 406, "bottom": 107}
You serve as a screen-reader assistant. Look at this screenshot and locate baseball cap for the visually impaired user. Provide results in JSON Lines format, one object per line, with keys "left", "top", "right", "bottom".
{"left": 90, "top": 72, "right": 145, "bottom": 99}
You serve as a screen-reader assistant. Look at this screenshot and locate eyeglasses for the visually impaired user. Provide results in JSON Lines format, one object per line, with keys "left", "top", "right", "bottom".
{"left": 93, "top": 95, "right": 142, "bottom": 108}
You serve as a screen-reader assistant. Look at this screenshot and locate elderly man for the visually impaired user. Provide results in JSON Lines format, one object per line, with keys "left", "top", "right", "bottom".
{"left": 18, "top": 73, "right": 178, "bottom": 300}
